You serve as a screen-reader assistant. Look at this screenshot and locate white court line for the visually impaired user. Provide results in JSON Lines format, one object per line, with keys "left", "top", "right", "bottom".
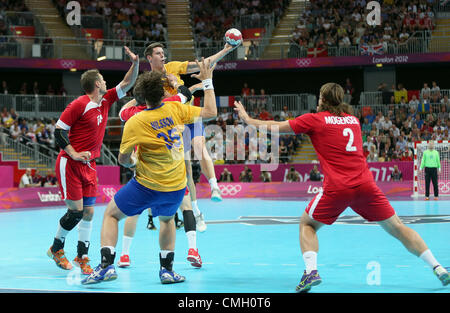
{"left": 254, "top": 263, "right": 270, "bottom": 266}
{"left": 227, "top": 263, "right": 241, "bottom": 265}
{"left": 395, "top": 265, "right": 411, "bottom": 268}
{"left": 338, "top": 264, "right": 353, "bottom": 267}
{"left": 15, "top": 276, "right": 67, "bottom": 280}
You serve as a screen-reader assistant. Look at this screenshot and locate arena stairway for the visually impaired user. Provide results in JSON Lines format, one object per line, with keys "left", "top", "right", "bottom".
{"left": 0, "top": 144, "right": 53, "bottom": 174}
{"left": 165, "top": 0, "right": 196, "bottom": 61}
{"left": 261, "top": 0, "right": 307, "bottom": 60}
{"left": 429, "top": 18, "right": 450, "bottom": 52}
{"left": 290, "top": 136, "right": 317, "bottom": 163}
{"left": 24, "top": 0, "right": 90, "bottom": 59}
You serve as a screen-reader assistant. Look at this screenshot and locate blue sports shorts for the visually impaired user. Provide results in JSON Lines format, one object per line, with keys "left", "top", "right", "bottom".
{"left": 114, "top": 177, "right": 186, "bottom": 217}
{"left": 182, "top": 121, "right": 205, "bottom": 152}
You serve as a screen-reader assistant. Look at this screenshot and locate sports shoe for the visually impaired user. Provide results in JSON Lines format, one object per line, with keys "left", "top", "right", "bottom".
{"left": 434, "top": 197, "right": 439, "bottom": 200}
{"left": 195, "top": 213, "right": 207, "bottom": 232}
{"left": 187, "top": 248, "right": 202, "bottom": 268}
{"left": 433, "top": 265, "right": 450, "bottom": 286}
{"left": 295, "top": 270, "right": 322, "bottom": 293}
{"left": 147, "top": 218, "right": 157, "bottom": 230}
{"left": 81, "top": 264, "right": 118, "bottom": 285}
{"left": 118, "top": 254, "right": 131, "bottom": 268}
{"left": 47, "top": 247, "right": 73, "bottom": 270}
{"left": 159, "top": 267, "right": 186, "bottom": 284}
{"left": 425, "top": 197, "right": 430, "bottom": 200}
{"left": 73, "top": 256, "right": 93, "bottom": 275}
{"left": 211, "top": 187, "right": 222, "bottom": 202}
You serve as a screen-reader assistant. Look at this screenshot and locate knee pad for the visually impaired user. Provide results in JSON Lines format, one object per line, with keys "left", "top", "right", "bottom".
{"left": 59, "top": 209, "right": 83, "bottom": 231}
{"left": 182, "top": 210, "right": 196, "bottom": 232}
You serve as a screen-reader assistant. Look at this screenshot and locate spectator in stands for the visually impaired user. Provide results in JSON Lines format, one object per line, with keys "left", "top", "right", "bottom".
{"left": 367, "top": 145, "right": 378, "bottom": 162}
{"left": 9, "top": 121, "right": 20, "bottom": 140}
{"left": 408, "top": 94, "right": 420, "bottom": 110}
{"left": 361, "top": 117, "right": 372, "bottom": 135}
{"left": 258, "top": 108, "right": 272, "bottom": 121}
{"left": 391, "top": 165, "right": 403, "bottom": 181}
{"left": 401, "top": 150, "right": 413, "bottom": 161}
{"left": 58, "top": 83, "right": 67, "bottom": 96}
{"left": 219, "top": 167, "right": 234, "bottom": 182}
{"left": 440, "top": 95, "right": 450, "bottom": 107}
{"left": 257, "top": 89, "right": 268, "bottom": 109}
{"left": 32, "top": 81, "right": 39, "bottom": 95}
{"left": 239, "top": 166, "right": 253, "bottom": 182}
{"left": 344, "top": 78, "right": 354, "bottom": 104}
{"left": 37, "top": 127, "right": 51, "bottom": 147}
{"left": 279, "top": 141, "right": 289, "bottom": 164}
{"left": 285, "top": 166, "right": 300, "bottom": 182}
{"left": 19, "top": 82, "right": 27, "bottom": 95}
{"left": 32, "top": 169, "right": 45, "bottom": 187}
{"left": 260, "top": 170, "right": 272, "bottom": 183}
{"left": 19, "top": 168, "right": 39, "bottom": 188}
{"left": 309, "top": 165, "right": 321, "bottom": 181}
{"left": 431, "top": 81, "right": 441, "bottom": 103}
{"left": 44, "top": 170, "right": 58, "bottom": 187}
{"left": 280, "top": 105, "right": 290, "bottom": 121}
{"left": 1, "top": 80, "right": 8, "bottom": 94}
{"left": 46, "top": 83, "right": 55, "bottom": 95}
{"left": 241, "top": 82, "right": 250, "bottom": 97}
{"left": 421, "top": 82, "right": 431, "bottom": 100}
{"left": 438, "top": 105, "right": 449, "bottom": 122}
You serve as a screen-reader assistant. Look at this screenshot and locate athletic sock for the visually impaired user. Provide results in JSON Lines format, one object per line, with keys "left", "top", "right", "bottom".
{"left": 55, "top": 225, "right": 69, "bottom": 243}
{"left": 77, "top": 220, "right": 92, "bottom": 258}
{"left": 160, "top": 250, "right": 174, "bottom": 271}
{"left": 303, "top": 251, "right": 318, "bottom": 274}
{"left": 419, "top": 249, "right": 440, "bottom": 269}
{"left": 51, "top": 237, "right": 65, "bottom": 253}
{"left": 208, "top": 177, "right": 218, "bottom": 190}
{"left": 100, "top": 246, "right": 116, "bottom": 269}
{"left": 186, "top": 231, "right": 197, "bottom": 250}
{"left": 191, "top": 200, "right": 201, "bottom": 217}
{"left": 121, "top": 235, "right": 133, "bottom": 256}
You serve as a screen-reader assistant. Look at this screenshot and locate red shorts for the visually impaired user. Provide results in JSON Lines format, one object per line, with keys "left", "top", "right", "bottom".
{"left": 55, "top": 153, "right": 97, "bottom": 202}
{"left": 305, "top": 181, "right": 395, "bottom": 225}
{"left": 185, "top": 188, "right": 189, "bottom": 196}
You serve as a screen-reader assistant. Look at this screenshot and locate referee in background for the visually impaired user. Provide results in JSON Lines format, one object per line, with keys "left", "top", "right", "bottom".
{"left": 420, "top": 141, "right": 441, "bottom": 200}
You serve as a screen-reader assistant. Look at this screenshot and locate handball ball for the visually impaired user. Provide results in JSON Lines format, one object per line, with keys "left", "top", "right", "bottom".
{"left": 224, "top": 28, "right": 242, "bottom": 46}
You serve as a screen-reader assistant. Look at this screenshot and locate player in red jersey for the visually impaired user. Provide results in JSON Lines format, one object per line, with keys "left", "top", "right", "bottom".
{"left": 46, "top": 46, "right": 140, "bottom": 274}
{"left": 234, "top": 82, "right": 449, "bottom": 292}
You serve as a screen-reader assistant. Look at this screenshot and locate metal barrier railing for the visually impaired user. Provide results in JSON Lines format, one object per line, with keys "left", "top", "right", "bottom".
{"left": 360, "top": 89, "right": 450, "bottom": 106}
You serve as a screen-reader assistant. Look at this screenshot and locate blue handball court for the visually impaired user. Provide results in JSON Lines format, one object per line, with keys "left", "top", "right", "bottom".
{"left": 0, "top": 196, "right": 449, "bottom": 293}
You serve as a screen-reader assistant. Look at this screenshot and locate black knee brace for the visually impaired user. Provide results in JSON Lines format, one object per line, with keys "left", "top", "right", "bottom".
{"left": 59, "top": 209, "right": 83, "bottom": 231}
{"left": 182, "top": 210, "right": 196, "bottom": 233}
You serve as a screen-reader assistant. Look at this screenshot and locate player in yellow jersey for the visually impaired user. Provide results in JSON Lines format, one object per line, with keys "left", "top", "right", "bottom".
{"left": 82, "top": 58, "right": 217, "bottom": 285}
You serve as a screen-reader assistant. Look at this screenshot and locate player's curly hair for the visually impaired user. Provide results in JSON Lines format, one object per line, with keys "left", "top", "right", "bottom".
{"left": 318, "top": 83, "right": 353, "bottom": 116}
{"left": 133, "top": 72, "right": 165, "bottom": 108}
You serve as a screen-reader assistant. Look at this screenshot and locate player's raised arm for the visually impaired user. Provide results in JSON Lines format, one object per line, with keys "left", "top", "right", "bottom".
{"left": 191, "top": 58, "right": 217, "bottom": 119}
{"left": 185, "top": 42, "right": 238, "bottom": 74}
{"left": 233, "top": 101, "right": 295, "bottom": 134}
{"left": 118, "top": 46, "right": 140, "bottom": 93}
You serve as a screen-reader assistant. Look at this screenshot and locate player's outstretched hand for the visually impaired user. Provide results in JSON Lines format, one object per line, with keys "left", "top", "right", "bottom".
{"left": 191, "top": 57, "right": 216, "bottom": 81}
{"left": 124, "top": 46, "right": 139, "bottom": 64}
{"left": 165, "top": 73, "right": 179, "bottom": 89}
{"left": 233, "top": 101, "right": 249, "bottom": 123}
{"left": 224, "top": 42, "right": 240, "bottom": 51}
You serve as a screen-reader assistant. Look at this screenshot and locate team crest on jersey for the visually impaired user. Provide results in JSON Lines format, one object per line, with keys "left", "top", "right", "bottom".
{"left": 97, "top": 114, "right": 103, "bottom": 126}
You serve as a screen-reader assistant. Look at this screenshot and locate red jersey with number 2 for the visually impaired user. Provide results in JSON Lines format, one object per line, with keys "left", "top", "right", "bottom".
{"left": 289, "top": 111, "right": 373, "bottom": 191}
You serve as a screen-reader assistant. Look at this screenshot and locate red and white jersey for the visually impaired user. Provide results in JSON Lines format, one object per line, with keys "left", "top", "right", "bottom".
{"left": 119, "top": 94, "right": 183, "bottom": 122}
{"left": 289, "top": 111, "right": 373, "bottom": 191}
{"left": 57, "top": 85, "right": 125, "bottom": 159}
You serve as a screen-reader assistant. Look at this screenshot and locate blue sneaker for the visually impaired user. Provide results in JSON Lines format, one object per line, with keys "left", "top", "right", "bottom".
{"left": 81, "top": 264, "right": 117, "bottom": 285}
{"left": 434, "top": 265, "right": 450, "bottom": 286}
{"left": 295, "top": 270, "right": 322, "bottom": 293}
{"left": 159, "top": 267, "right": 185, "bottom": 284}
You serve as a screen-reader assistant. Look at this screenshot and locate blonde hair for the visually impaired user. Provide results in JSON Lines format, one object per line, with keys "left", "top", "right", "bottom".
{"left": 319, "top": 83, "right": 353, "bottom": 116}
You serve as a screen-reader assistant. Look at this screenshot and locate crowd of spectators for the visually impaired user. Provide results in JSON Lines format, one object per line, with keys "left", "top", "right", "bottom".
{"left": 53, "top": 0, "right": 166, "bottom": 43}
{"left": 191, "top": 0, "right": 290, "bottom": 48}
{"left": 357, "top": 102, "right": 449, "bottom": 163}
{"left": 1, "top": 80, "right": 68, "bottom": 96}
{"left": 292, "top": 0, "right": 436, "bottom": 54}
{"left": 0, "top": 107, "right": 57, "bottom": 153}
{"left": 19, "top": 168, "right": 58, "bottom": 188}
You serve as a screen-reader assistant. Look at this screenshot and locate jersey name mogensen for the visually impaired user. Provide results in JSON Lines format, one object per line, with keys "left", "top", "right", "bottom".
{"left": 324, "top": 116, "right": 359, "bottom": 125}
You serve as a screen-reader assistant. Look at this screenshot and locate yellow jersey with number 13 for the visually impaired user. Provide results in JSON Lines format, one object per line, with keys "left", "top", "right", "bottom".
{"left": 119, "top": 99, "right": 201, "bottom": 192}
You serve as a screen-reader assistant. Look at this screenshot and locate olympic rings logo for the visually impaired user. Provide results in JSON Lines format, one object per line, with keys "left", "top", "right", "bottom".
{"left": 438, "top": 182, "right": 450, "bottom": 193}
{"left": 296, "top": 58, "right": 312, "bottom": 67}
{"left": 219, "top": 184, "right": 242, "bottom": 196}
{"left": 60, "top": 60, "right": 76, "bottom": 68}
{"left": 102, "top": 187, "right": 117, "bottom": 200}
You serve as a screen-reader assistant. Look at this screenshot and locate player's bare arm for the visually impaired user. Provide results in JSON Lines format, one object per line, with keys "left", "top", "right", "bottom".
{"left": 191, "top": 58, "right": 217, "bottom": 119}
{"left": 233, "top": 101, "right": 294, "bottom": 134}
{"left": 118, "top": 151, "right": 136, "bottom": 168}
{"left": 185, "top": 43, "right": 238, "bottom": 74}
{"left": 54, "top": 125, "right": 91, "bottom": 162}
{"left": 118, "top": 46, "right": 140, "bottom": 93}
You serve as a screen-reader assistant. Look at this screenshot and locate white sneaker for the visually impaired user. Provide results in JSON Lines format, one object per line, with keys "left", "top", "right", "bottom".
{"left": 211, "top": 187, "right": 222, "bottom": 202}
{"left": 434, "top": 265, "right": 450, "bottom": 286}
{"left": 195, "top": 213, "right": 207, "bottom": 232}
